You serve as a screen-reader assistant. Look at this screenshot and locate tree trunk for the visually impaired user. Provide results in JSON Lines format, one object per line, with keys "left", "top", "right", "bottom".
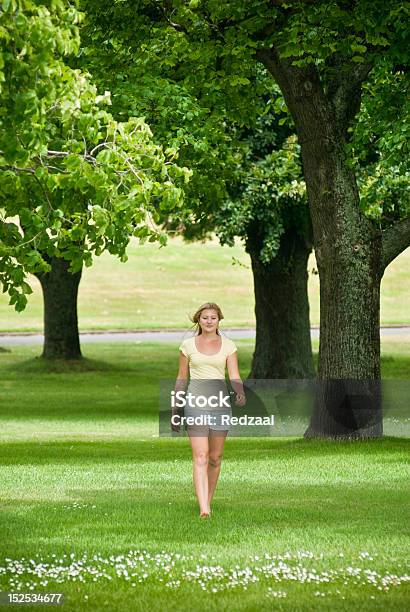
{"left": 258, "top": 51, "right": 385, "bottom": 438}
{"left": 304, "top": 233, "right": 383, "bottom": 438}
{"left": 299, "top": 132, "right": 383, "bottom": 438}
{"left": 35, "top": 256, "right": 82, "bottom": 360}
{"left": 246, "top": 227, "right": 315, "bottom": 379}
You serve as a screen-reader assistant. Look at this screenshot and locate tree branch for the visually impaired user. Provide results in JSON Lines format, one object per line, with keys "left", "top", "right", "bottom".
{"left": 381, "top": 216, "right": 410, "bottom": 271}
{"left": 256, "top": 47, "right": 321, "bottom": 104}
{"left": 0, "top": 165, "right": 35, "bottom": 174}
{"left": 157, "top": 1, "right": 188, "bottom": 34}
{"left": 45, "top": 150, "right": 96, "bottom": 164}
{"left": 255, "top": 46, "right": 333, "bottom": 144}
{"left": 0, "top": 148, "right": 98, "bottom": 169}
{"left": 326, "top": 58, "right": 373, "bottom": 133}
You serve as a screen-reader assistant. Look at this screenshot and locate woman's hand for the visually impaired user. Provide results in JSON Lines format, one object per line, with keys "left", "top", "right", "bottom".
{"left": 234, "top": 392, "right": 246, "bottom": 407}
{"left": 171, "top": 408, "right": 180, "bottom": 433}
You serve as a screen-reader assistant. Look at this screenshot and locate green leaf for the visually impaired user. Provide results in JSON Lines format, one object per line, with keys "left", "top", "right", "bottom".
{"left": 21, "top": 281, "right": 33, "bottom": 295}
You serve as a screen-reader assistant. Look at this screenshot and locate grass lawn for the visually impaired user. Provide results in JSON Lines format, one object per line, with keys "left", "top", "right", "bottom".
{"left": 0, "top": 238, "right": 409, "bottom": 332}
{"left": 0, "top": 341, "right": 409, "bottom": 611}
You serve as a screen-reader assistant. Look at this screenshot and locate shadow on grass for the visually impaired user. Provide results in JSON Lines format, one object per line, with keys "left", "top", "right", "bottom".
{"left": 0, "top": 437, "right": 408, "bottom": 466}
{"left": 5, "top": 356, "right": 134, "bottom": 374}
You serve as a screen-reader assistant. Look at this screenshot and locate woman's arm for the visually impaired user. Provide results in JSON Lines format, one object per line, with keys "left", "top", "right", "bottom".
{"left": 175, "top": 351, "right": 189, "bottom": 392}
{"left": 227, "top": 352, "right": 246, "bottom": 406}
{"left": 171, "top": 351, "right": 189, "bottom": 432}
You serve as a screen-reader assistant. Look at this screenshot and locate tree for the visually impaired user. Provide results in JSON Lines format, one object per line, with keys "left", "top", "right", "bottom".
{"left": 178, "top": 120, "right": 315, "bottom": 378}
{"left": 225, "top": 134, "right": 314, "bottom": 380}
{"left": 116, "top": 0, "right": 409, "bottom": 439}
{"left": 78, "top": 0, "right": 315, "bottom": 378}
{"left": 0, "top": 0, "right": 190, "bottom": 358}
{"left": 253, "top": 3, "right": 409, "bottom": 438}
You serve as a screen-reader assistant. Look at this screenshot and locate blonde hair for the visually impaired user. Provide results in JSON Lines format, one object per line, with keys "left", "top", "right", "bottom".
{"left": 190, "top": 302, "right": 224, "bottom": 336}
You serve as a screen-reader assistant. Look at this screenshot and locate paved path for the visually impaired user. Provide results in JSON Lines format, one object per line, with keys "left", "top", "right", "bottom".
{"left": 0, "top": 327, "right": 409, "bottom": 345}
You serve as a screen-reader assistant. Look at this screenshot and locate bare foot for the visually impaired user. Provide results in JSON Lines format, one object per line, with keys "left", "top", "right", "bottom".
{"left": 199, "top": 509, "right": 211, "bottom": 518}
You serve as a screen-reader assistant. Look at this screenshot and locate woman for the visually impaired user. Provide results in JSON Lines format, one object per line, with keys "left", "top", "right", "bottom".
{"left": 173, "top": 302, "right": 246, "bottom": 518}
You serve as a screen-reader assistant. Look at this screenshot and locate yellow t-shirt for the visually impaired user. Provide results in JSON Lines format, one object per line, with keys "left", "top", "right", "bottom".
{"left": 179, "top": 334, "right": 237, "bottom": 380}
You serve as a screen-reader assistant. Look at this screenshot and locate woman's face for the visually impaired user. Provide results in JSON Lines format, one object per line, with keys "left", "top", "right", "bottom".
{"left": 199, "top": 309, "right": 219, "bottom": 333}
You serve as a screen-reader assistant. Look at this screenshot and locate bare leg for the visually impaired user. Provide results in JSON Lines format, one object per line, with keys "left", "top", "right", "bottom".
{"left": 187, "top": 429, "right": 210, "bottom": 516}
{"left": 208, "top": 430, "right": 227, "bottom": 508}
